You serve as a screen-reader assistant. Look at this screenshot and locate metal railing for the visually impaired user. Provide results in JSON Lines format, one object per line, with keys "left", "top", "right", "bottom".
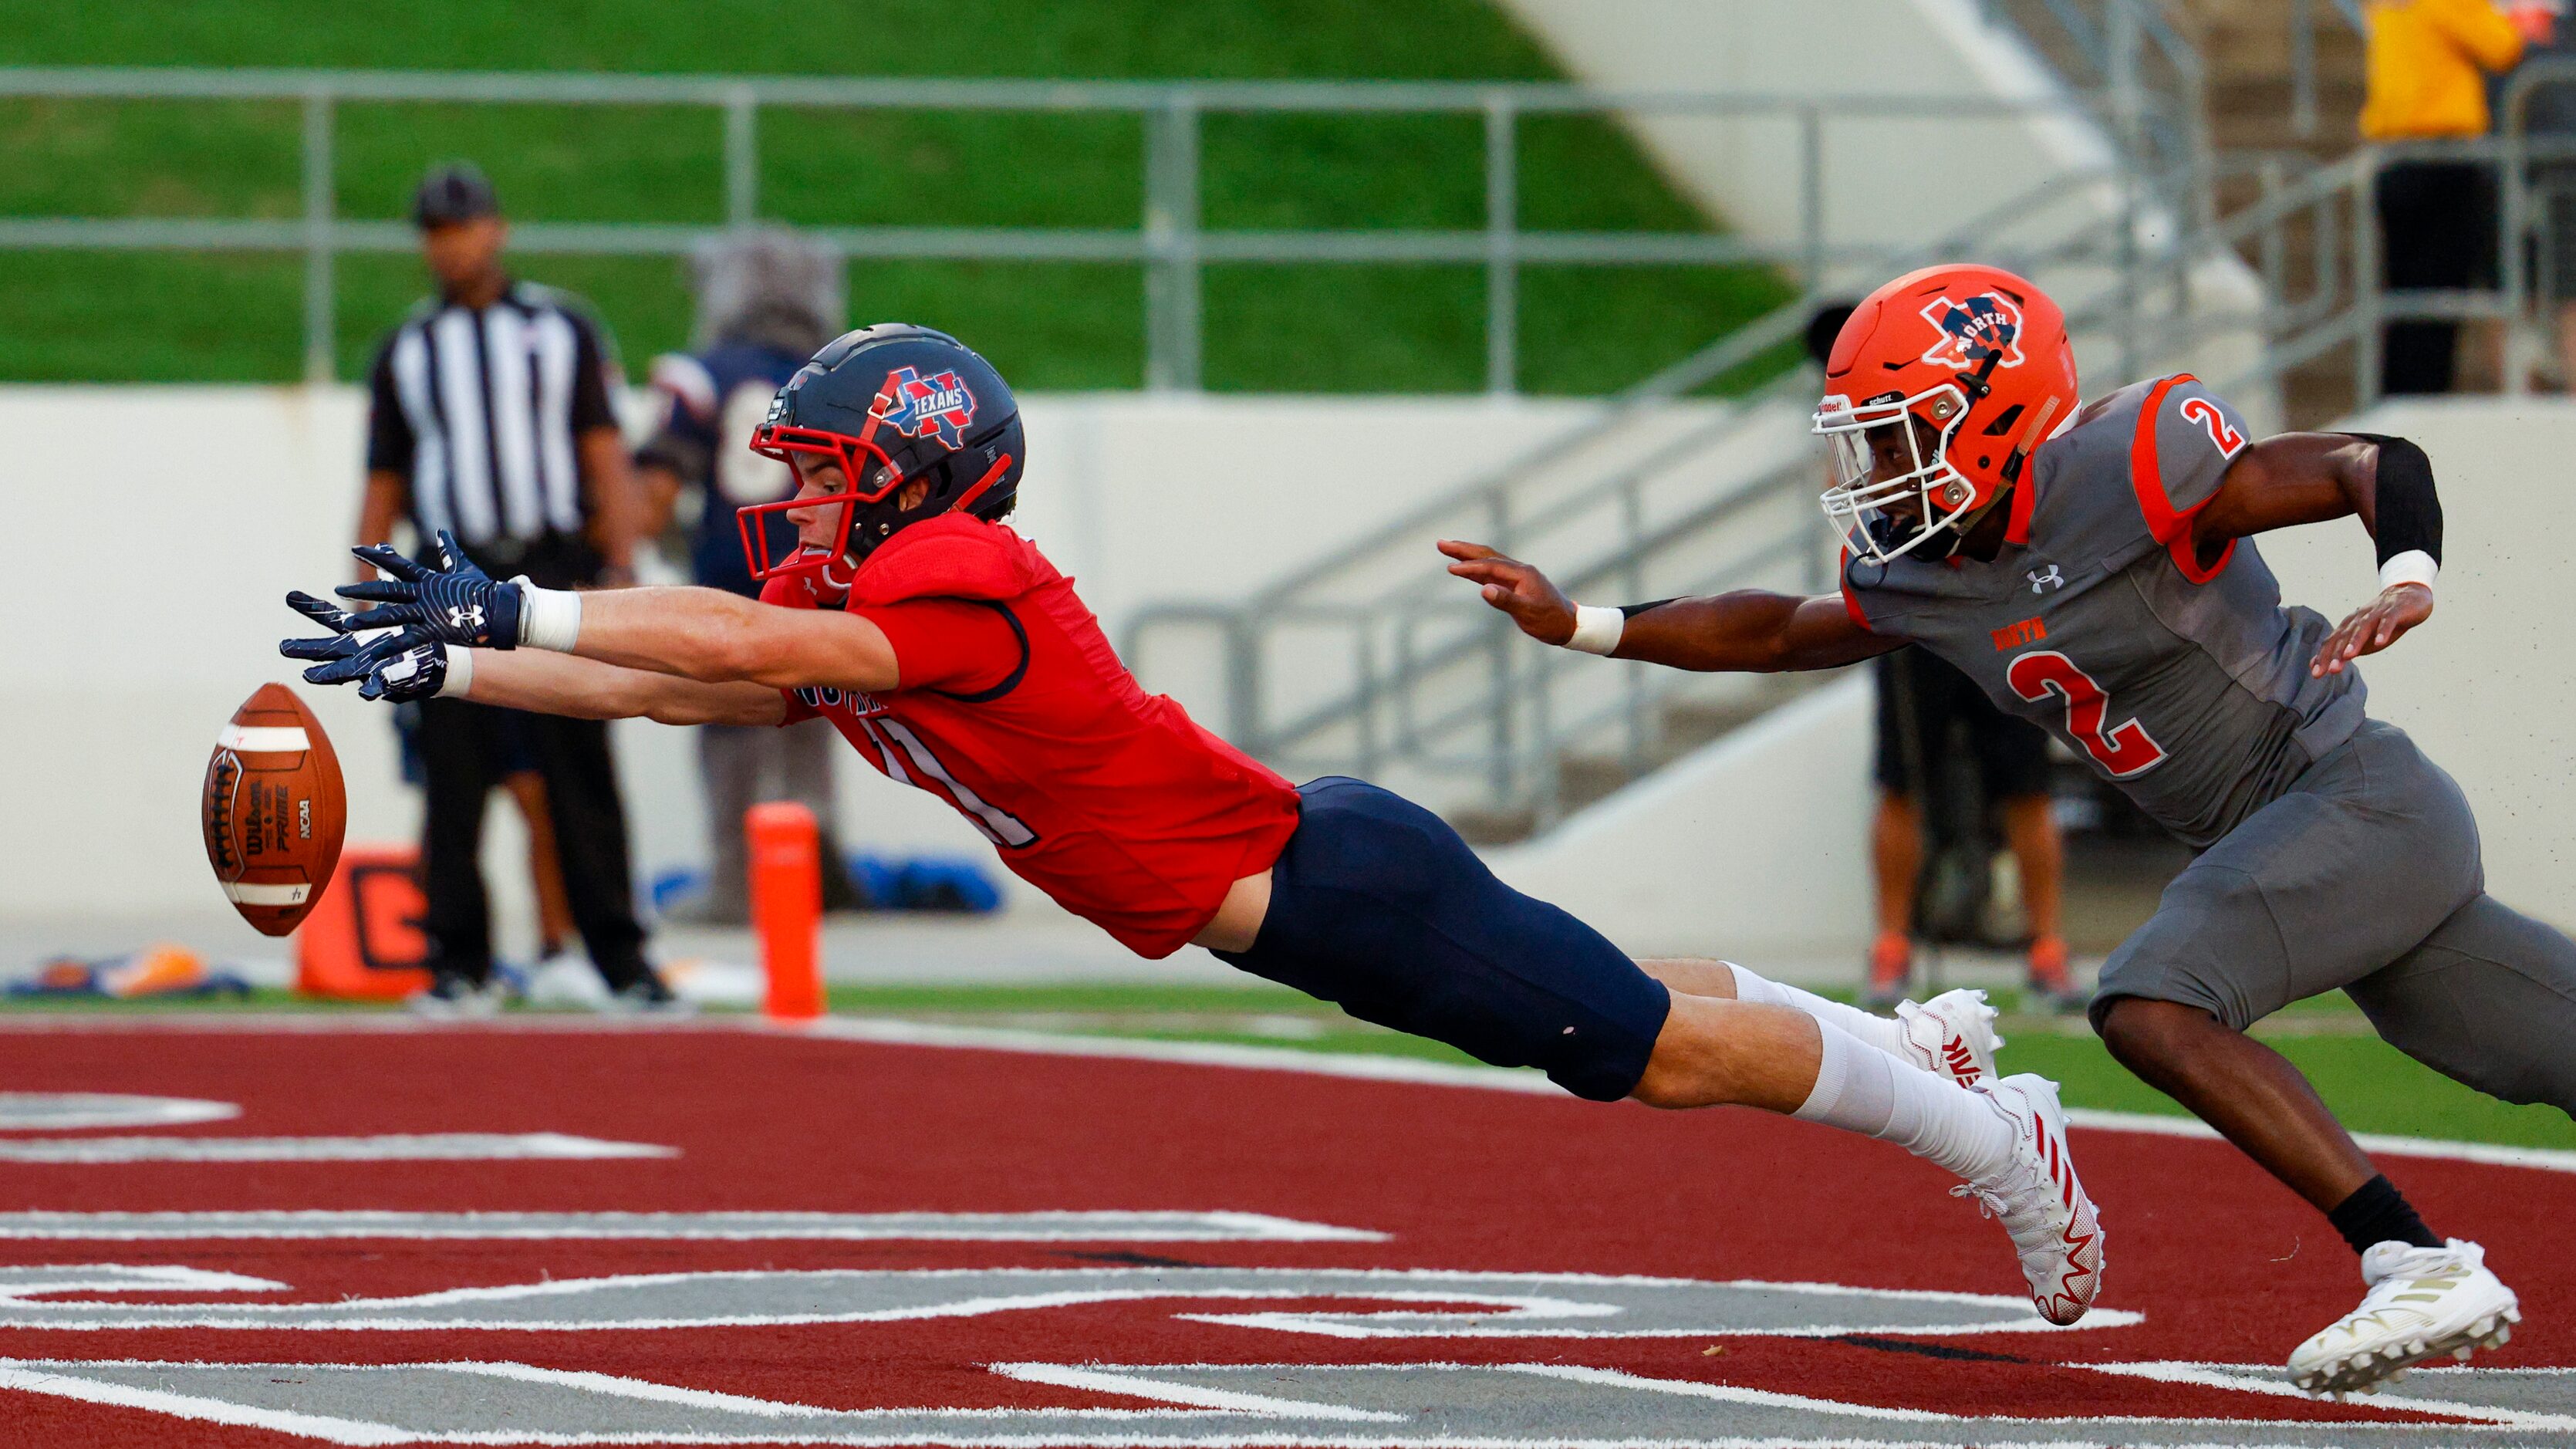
{"left": 2291, "top": 0, "right": 2370, "bottom": 140}
{"left": 1122, "top": 147, "right": 2218, "bottom": 829}
{"left": 0, "top": 67, "right": 2180, "bottom": 390}
{"left": 1979, "top": 0, "right": 2213, "bottom": 223}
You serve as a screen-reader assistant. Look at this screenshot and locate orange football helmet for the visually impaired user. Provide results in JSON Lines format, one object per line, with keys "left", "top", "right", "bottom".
{"left": 1812, "top": 264, "right": 2078, "bottom": 563}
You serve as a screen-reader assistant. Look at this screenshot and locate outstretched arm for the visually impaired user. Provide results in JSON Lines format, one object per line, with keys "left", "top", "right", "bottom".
{"left": 1439, "top": 539, "right": 1896, "bottom": 673}
{"left": 458, "top": 647, "right": 788, "bottom": 725}
{"left": 2189, "top": 432, "right": 2441, "bottom": 677}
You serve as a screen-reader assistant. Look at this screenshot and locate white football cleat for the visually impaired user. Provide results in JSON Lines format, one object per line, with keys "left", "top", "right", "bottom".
{"left": 2288, "top": 1238, "right": 2520, "bottom": 1396}
{"left": 1955, "top": 1072, "right": 2104, "bottom": 1326}
{"left": 1896, "top": 988, "right": 2003, "bottom": 1087}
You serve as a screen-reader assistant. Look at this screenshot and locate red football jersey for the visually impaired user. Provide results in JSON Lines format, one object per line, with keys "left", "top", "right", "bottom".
{"left": 765, "top": 515, "right": 1302, "bottom": 957}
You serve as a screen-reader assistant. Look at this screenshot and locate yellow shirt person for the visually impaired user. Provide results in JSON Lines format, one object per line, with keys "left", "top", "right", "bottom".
{"left": 2361, "top": 0, "right": 2528, "bottom": 140}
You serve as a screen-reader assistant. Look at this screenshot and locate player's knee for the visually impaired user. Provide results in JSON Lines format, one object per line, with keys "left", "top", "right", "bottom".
{"left": 2095, "top": 995, "right": 2227, "bottom": 1076}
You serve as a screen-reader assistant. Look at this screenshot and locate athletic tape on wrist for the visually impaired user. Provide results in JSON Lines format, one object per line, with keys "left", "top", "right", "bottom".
{"left": 2378, "top": 549, "right": 2438, "bottom": 594}
{"left": 518, "top": 583, "right": 583, "bottom": 652}
{"left": 1565, "top": 603, "right": 1625, "bottom": 656}
{"left": 436, "top": 646, "right": 474, "bottom": 699}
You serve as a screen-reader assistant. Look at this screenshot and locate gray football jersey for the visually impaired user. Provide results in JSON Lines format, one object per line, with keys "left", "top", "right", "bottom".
{"left": 1842, "top": 375, "right": 2365, "bottom": 849}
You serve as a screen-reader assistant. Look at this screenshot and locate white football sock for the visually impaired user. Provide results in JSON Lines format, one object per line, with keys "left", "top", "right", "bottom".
{"left": 1728, "top": 961, "right": 1907, "bottom": 1060}
{"left": 1791, "top": 1018, "right": 2014, "bottom": 1182}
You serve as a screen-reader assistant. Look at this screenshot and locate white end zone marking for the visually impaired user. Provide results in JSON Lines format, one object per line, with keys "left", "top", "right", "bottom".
{"left": 803, "top": 1017, "right": 2576, "bottom": 1175}
{"left": 0, "top": 1132, "right": 675, "bottom": 1164}
{"left": 991, "top": 1364, "right": 1404, "bottom": 1421}
{"left": 0, "top": 1364, "right": 410, "bottom": 1447}
{"left": 0, "top": 1209, "right": 1386, "bottom": 1243}
{"left": 0, "top": 1265, "right": 288, "bottom": 1300}
{"left": 0, "top": 1092, "right": 241, "bottom": 1130}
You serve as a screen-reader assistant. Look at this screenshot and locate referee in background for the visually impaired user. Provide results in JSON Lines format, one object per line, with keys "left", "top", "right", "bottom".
{"left": 357, "top": 162, "right": 672, "bottom": 1013}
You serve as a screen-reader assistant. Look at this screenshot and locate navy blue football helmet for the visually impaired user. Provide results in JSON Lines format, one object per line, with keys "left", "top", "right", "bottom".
{"left": 742, "top": 323, "right": 1023, "bottom": 579}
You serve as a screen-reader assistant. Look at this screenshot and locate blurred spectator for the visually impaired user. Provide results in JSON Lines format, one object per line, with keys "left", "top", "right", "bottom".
{"left": 2503, "top": 2, "right": 2576, "bottom": 383}
{"left": 2362, "top": 0, "right": 2526, "bottom": 393}
{"left": 357, "top": 162, "right": 671, "bottom": 1013}
{"left": 636, "top": 229, "right": 872, "bottom": 924}
{"left": 1804, "top": 304, "right": 2071, "bottom": 1011}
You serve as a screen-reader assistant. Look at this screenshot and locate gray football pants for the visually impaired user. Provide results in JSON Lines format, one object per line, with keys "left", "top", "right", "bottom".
{"left": 2092, "top": 719, "right": 2576, "bottom": 1114}
{"left": 697, "top": 719, "right": 841, "bottom": 913}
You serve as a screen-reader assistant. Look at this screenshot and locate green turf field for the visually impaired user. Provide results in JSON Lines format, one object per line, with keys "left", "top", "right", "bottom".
{"left": 14, "top": 979, "right": 2569, "bottom": 1152}
{"left": 0, "top": 4, "right": 1794, "bottom": 390}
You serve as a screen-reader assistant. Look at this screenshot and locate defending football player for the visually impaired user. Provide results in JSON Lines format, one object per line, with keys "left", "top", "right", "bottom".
{"left": 284, "top": 323, "right": 2104, "bottom": 1329}
{"left": 1444, "top": 264, "right": 2571, "bottom": 1394}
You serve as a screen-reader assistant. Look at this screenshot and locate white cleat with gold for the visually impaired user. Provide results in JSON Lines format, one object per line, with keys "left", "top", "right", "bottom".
{"left": 1896, "top": 988, "right": 2002, "bottom": 1087}
{"left": 1955, "top": 1072, "right": 2103, "bottom": 1326}
{"left": 2289, "top": 1238, "right": 2520, "bottom": 1397}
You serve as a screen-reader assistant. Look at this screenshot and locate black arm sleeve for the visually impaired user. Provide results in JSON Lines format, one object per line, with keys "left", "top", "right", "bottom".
{"left": 1619, "top": 597, "right": 1681, "bottom": 619}
{"left": 2342, "top": 433, "right": 2443, "bottom": 566}
{"left": 363, "top": 341, "right": 414, "bottom": 477}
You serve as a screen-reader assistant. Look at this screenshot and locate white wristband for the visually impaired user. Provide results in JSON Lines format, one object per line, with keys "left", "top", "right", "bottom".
{"left": 436, "top": 645, "right": 475, "bottom": 699}
{"left": 2378, "top": 550, "right": 2438, "bottom": 595}
{"left": 515, "top": 580, "right": 584, "bottom": 652}
{"left": 1565, "top": 603, "right": 1626, "bottom": 656}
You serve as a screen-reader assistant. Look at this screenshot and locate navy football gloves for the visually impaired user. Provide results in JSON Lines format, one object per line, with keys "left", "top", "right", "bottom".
{"left": 279, "top": 596, "right": 454, "bottom": 703}
{"left": 316, "top": 530, "right": 525, "bottom": 649}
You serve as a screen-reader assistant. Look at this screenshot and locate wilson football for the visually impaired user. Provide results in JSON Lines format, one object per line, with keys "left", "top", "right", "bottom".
{"left": 202, "top": 682, "right": 347, "bottom": 936}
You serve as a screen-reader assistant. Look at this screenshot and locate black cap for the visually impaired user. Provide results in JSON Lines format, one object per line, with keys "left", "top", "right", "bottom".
{"left": 413, "top": 162, "right": 501, "bottom": 229}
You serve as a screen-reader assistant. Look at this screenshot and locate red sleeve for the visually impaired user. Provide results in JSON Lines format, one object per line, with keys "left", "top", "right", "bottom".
{"left": 856, "top": 598, "right": 1027, "bottom": 697}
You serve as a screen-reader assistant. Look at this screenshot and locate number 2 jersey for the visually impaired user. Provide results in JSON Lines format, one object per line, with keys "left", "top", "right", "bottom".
{"left": 1840, "top": 374, "right": 2365, "bottom": 848}
{"left": 761, "top": 513, "right": 1302, "bottom": 956}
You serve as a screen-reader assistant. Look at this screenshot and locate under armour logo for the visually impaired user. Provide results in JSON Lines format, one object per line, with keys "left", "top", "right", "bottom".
{"left": 448, "top": 603, "right": 487, "bottom": 632}
{"left": 2027, "top": 566, "right": 2065, "bottom": 594}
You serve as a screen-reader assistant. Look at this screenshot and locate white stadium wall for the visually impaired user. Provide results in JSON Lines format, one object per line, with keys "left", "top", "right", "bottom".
{"left": 0, "top": 384, "right": 1626, "bottom": 931}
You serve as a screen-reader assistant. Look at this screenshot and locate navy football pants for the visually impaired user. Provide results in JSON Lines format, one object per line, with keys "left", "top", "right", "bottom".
{"left": 1215, "top": 778, "right": 1673, "bottom": 1101}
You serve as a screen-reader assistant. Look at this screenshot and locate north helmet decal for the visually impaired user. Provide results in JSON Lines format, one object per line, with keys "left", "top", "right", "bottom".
{"left": 870, "top": 366, "right": 979, "bottom": 450}
{"left": 1918, "top": 291, "right": 2027, "bottom": 370}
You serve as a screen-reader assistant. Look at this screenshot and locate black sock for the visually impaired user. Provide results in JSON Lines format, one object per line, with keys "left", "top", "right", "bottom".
{"left": 2327, "top": 1174, "right": 2442, "bottom": 1255}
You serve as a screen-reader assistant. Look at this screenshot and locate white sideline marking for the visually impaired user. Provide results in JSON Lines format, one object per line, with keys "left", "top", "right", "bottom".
{"left": 0, "top": 1363, "right": 411, "bottom": 1447}
{"left": 0, "top": 1133, "right": 675, "bottom": 1164}
{"left": 992, "top": 1363, "right": 1404, "bottom": 1421}
{"left": 0, "top": 1209, "right": 1386, "bottom": 1243}
{"left": 0, "top": 1092, "right": 239, "bottom": 1131}
{"left": 804, "top": 1018, "right": 2576, "bottom": 1175}
{"left": 2085, "top": 1359, "right": 2576, "bottom": 1430}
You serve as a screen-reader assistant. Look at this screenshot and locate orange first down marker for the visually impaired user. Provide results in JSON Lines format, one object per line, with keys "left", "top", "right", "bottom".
{"left": 747, "top": 802, "right": 824, "bottom": 1020}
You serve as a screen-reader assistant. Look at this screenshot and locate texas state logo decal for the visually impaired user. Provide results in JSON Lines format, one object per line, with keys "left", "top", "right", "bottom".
{"left": 872, "top": 366, "right": 978, "bottom": 449}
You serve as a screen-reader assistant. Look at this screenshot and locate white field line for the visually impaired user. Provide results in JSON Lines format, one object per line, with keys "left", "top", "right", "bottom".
{"left": 0, "top": 1363, "right": 415, "bottom": 1447}
{"left": 0, "top": 1209, "right": 1386, "bottom": 1244}
{"left": 0, "top": 1092, "right": 240, "bottom": 1130}
{"left": 0, "top": 1133, "right": 675, "bottom": 1164}
{"left": 802, "top": 1017, "right": 2576, "bottom": 1176}
{"left": 9, "top": 1009, "right": 2569, "bottom": 1175}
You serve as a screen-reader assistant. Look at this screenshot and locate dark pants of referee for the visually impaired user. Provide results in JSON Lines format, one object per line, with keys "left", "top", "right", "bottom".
{"left": 2377, "top": 160, "right": 2497, "bottom": 397}
{"left": 415, "top": 697, "right": 652, "bottom": 989}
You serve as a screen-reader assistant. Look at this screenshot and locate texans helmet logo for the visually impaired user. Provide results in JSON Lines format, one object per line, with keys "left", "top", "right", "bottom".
{"left": 1919, "top": 291, "right": 2027, "bottom": 370}
{"left": 870, "top": 366, "right": 978, "bottom": 450}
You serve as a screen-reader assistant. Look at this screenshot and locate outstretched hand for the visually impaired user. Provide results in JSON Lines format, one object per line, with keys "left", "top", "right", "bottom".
{"left": 328, "top": 530, "right": 524, "bottom": 649}
{"left": 2311, "top": 583, "right": 2433, "bottom": 677}
{"left": 1438, "top": 539, "right": 1577, "bottom": 646}
{"left": 279, "top": 593, "right": 455, "bottom": 702}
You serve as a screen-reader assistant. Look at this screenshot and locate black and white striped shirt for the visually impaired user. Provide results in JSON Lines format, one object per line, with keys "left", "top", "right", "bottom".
{"left": 365, "top": 282, "right": 619, "bottom": 563}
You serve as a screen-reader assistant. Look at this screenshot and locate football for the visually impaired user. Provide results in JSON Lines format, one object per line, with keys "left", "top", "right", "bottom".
{"left": 201, "top": 682, "right": 347, "bottom": 936}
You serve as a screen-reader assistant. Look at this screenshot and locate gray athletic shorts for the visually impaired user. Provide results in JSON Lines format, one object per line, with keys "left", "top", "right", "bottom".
{"left": 2092, "top": 719, "right": 2482, "bottom": 1032}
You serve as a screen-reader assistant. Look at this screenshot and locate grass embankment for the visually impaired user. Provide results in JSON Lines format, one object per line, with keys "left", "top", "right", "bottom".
{"left": 0, "top": 2, "right": 1796, "bottom": 390}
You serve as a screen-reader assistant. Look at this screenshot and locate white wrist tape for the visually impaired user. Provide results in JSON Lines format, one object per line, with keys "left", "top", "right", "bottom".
{"left": 516, "top": 581, "right": 584, "bottom": 652}
{"left": 437, "top": 646, "right": 475, "bottom": 699}
{"left": 1565, "top": 603, "right": 1625, "bottom": 657}
{"left": 2378, "top": 549, "right": 2438, "bottom": 595}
